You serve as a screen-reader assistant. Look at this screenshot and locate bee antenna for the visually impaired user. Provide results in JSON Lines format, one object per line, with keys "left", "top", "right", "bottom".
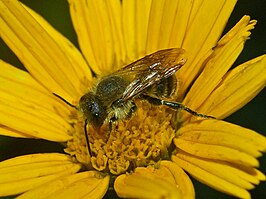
{"left": 84, "top": 119, "right": 92, "bottom": 157}
{"left": 52, "top": 93, "right": 77, "bottom": 110}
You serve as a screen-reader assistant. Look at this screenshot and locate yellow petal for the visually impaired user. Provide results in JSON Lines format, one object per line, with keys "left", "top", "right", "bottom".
{"left": 0, "top": 153, "right": 73, "bottom": 167}
{"left": 0, "top": 125, "right": 32, "bottom": 138}
{"left": 156, "top": 0, "right": 182, "bottom": 49}
{"left": 168, "top": 0, "right": 193, "bottom": 48}
{"left": 122, "top": 0, "right": 138, "bottom": 62}
{"left": 177, "top": 0, "right": 237, "bottom": 97}
{"left": 161, "top": 161, "right": 195, "bottom": 199}
{"left": 0, "top": 0, "right": 91, "bottom": 102}
{"left": 17, "top": 171, "right": 109, "bottom": 199}
{"left": 182, "top": 16, "right": 257, "bottom": 120}
{"left": 174, "top": 138, "right": 259, "bottom": 167}
{"left": 24, "top": 5, "right": 93, "bottom": 97}
{"left": 172, "top": 155, "right": 251, "bottom": 199}
{"left": 0, "top": 153, "right": 81, "bottom": 197}
{"left": 145, "top": 0, "right": 166, "bottom": 53}
{"left": 114, "top": 166, "right": 181, "bottom": 199}
{"left": 0, "top": 60, "right": 70, "bottom": 116}
{"left": 106, "top": 0, "right": 127, "bottom": 67}
{"left": 199, "top": 54, "right": 266, "bottom": 119}
{"left": 177, "top": 120, "right": 266, "bottom": 157}
{"left": 0, "top": 161, "right": 76, "bottom": 183}
{"left": 135, "top": 0, "right": 152, "bottom": 57}
{"left": 69, "top": 0, "right": 125, "bottom": 75}
{"left": 145, "top": 0, "right": 193, "bottom": 53}
{"left": 0, "top": 94, "right": 72, "bottom": 141}
{"left": 0, "top": 96, "right": 72, "bottom": 141}
{"left": 176, "top": 151, "right": 263, "bottom": 190}
{"left": 0, "top": 61, "right": 72, "bottom": 141}
{"left": 235, "top": 164, "right": 266, "bottom": 182}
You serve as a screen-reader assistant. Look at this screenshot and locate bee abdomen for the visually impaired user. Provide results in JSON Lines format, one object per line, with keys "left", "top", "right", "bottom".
{"left": 147, "top": 75, "right": 177, "bottom": 98}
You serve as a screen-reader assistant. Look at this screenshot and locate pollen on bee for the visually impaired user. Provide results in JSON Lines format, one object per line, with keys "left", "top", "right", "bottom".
{"left": 65, "top": 100, "right": 176, "bottom": 175}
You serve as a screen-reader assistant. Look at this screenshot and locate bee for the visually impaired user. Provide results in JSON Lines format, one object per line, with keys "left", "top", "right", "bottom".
{"left": 54, "top": 48, "right": 215, "bottom": 156}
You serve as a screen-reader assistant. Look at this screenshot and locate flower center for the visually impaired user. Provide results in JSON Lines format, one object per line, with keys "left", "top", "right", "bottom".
{"left": 65, "top": 100, "right": 176, "bottom": 175}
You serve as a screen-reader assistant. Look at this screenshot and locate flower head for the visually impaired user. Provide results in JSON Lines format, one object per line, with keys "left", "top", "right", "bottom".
{"left": 0, "top": 0, "right": 265, "bottom": 199}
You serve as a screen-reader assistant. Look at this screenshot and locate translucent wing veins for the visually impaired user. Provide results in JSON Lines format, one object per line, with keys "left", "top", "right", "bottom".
{"left": 114, "top": 48, "right": 187, "bottom": 102}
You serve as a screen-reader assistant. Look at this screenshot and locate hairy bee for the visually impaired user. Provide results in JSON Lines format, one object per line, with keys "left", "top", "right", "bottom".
{"left": 54, "top": 48, "right": 215, "bottom": 155}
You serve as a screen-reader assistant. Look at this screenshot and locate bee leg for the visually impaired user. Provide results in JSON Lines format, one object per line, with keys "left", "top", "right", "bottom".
{"left": 142, "top": 95, "right": 162, "bottom": 106}
{"left": 162, "top": 100, "right": 216, "bottom": 119}
{"left": 126, "top": 102, "right": 137, "bottom": 119}
{"left": 109, "top": 116, "right": 117, "bottom": 131}
{"left": 144, "top": 95, "right": 215, "bottom": 119}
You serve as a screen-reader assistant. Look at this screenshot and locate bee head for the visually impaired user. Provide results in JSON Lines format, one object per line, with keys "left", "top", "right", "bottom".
{"left": 79, "top": 92, "right": 107, "bottom": 128}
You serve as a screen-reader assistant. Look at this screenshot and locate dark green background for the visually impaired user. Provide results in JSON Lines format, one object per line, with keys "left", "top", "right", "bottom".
{"left": 0, "top": 0, "right": 265, "bottom": 198}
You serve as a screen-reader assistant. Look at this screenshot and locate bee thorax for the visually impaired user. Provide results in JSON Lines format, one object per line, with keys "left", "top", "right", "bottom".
{"left": 107, "top": 100, "right": 136, "bottom": 124}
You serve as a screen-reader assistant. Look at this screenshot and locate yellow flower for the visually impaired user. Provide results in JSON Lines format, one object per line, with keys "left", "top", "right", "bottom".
{"left": 0, "top": 0, "right": 265, "bottom": 199}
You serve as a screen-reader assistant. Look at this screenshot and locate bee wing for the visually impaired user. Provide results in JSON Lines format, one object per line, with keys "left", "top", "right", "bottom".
{"left": 114, "top": 48, "right": 187, "bottom": 102}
